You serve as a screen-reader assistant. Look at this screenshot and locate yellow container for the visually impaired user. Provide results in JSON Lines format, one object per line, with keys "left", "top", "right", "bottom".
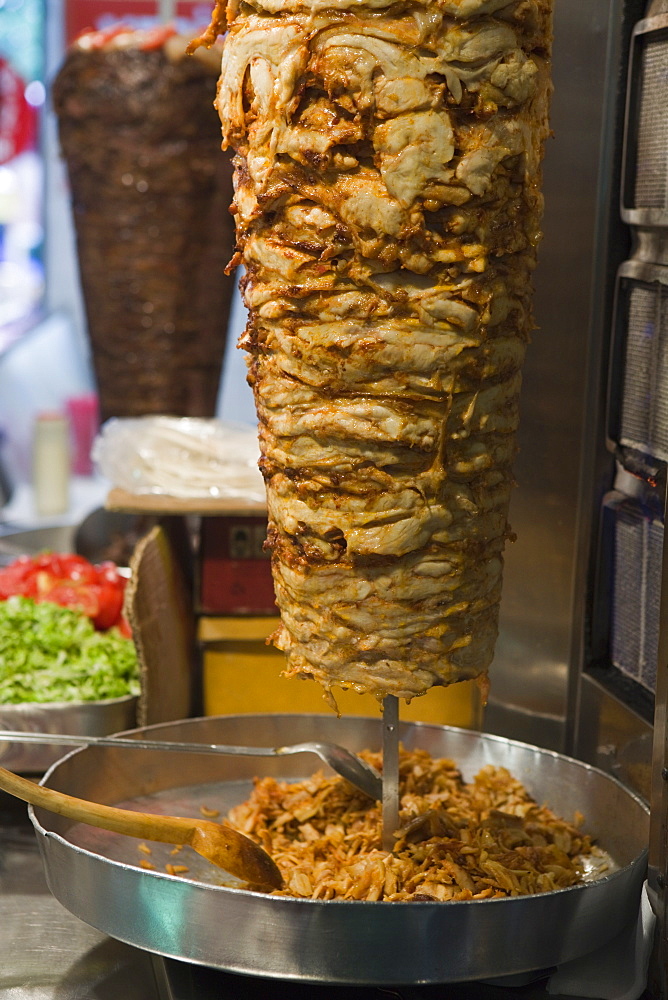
{"left": 199, "top": 617, "right": 482, "bottom": 728}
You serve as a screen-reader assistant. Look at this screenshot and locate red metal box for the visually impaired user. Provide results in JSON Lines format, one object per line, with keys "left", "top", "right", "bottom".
{"left": 198, "top": 514, "right": 277, "bottom": 616}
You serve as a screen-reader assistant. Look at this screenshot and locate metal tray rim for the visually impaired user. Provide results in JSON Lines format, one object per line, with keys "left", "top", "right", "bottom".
{"left": 31, "top": 823, "right": 650, "bottom": 906}
{"left": 32, "top": 714, "right": 650, "bottom": 909}
{"left": 37, "top": 712, "right": 653, "bottom": 810}
{"left": 28, "top": 715, "right": 650, "bottom": 984}
{"left": 1, "top": 693, "right": 137, "bottom": 712}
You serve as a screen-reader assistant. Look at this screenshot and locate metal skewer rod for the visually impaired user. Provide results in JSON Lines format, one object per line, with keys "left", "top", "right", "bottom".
{"left": 382, "top": 695, "right": 400, "bottom": 852}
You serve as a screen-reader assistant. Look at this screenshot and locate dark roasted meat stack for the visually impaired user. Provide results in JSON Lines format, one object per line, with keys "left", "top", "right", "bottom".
{"left": 53, "top": 26, "right": 236, "bottom": 422}
{"left": 210, "top": 0, "right": 553, "bottom": 701}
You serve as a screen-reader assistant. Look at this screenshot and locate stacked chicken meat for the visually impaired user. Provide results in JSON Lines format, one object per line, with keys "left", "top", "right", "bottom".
{"left": 212, "top": 0, "right": 553, "bottom": 701}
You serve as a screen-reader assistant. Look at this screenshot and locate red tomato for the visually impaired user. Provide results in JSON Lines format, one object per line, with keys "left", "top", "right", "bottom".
{"left": 0, "top": 558, "right": 39, "bottom": 598}
{"left": 35, "top": 570, "right": 58, "bottom": 596}
{"left": 91, "top": 584, "right": 125, "bottom": 631}
{"left": 96, "top": 561, "right": 126, "bottom": 588}
{"left": 60, "top": 554, "right": 100, "bottom": 585}
{"left": 32, "top": 552, "right": 66, "bottom": 576}
{"left": 0, "top": 551, "right": 129, "bottom": 632}
{"left": 117, "top": 617, "right": 133, "bottom": 639}
{"left": 40, "top": 581, "right": 101, "bottom": 619}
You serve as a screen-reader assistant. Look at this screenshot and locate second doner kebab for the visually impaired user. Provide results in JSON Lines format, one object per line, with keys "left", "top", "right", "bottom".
{"left": 199, "top": 0, "right": 553, "bottom": 703}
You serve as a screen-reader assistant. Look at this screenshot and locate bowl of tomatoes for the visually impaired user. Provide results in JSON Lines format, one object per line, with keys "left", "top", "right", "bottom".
{"left": 0, "top": 550, "right": 140, "bottom": 772}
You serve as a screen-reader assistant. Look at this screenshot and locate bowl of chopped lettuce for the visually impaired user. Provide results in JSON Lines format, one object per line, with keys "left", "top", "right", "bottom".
{"left": 0, "top": 593, "right": 140, "bottom": 772}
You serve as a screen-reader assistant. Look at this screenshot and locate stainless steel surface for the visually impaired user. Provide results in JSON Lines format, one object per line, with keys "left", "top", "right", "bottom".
{"left": 0, "top": 524, "right": 75, "bottom": 562}
{"left": 0, "top": 696, "right": 138, "bottom": 773}
{"left": 576, "top": 673, "right": 653, "bottom": 802}
{"left": 0, "top": 790, "right": 160, "bottom": 1000}
{"left": 0, "top": 793, "right": 615, "bottom": 1000}
{"left": 0, "top": 729, "right": 381, "bottom": 800}
{"left": 648, "top": 466, "right": 668, "bottom": 987}
{"left": 381, "top": 695, "right": 399, "bottom": 851}
{"left": 486, "top": 0, "right": 622, "bottom": 751}
{"left": 570, "top": 1, "right": 668, "bottom": 986}
{"left": 31, "top": 714, "right": 649, "bottom": 985}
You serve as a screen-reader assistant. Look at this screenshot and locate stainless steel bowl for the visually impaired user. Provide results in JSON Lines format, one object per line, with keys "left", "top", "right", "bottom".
{"left": 0, "top": 525, "right": 76, "bottom": 565}
{"left": 30, "top": 714, "right": 649, "bottom": 983}
{"left": 0, "top": 695, "right": 138, "bottom": 772}
{"left": 0, "top": 520, "right": 139, "bottom": 772}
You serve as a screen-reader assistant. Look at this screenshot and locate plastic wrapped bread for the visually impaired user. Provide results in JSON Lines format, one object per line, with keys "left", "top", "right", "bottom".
{"left": 207, "top": 0, "right": 553, "bottom": 700}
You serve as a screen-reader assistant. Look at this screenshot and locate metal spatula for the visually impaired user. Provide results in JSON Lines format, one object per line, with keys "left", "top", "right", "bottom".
{"left": 0, "top": 730, "right": 382, "bottom": 800}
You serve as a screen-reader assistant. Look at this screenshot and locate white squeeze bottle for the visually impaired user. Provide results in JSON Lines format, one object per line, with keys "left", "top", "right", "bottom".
{"left": 32, "top": 411, "right": 70, "bottom": 517}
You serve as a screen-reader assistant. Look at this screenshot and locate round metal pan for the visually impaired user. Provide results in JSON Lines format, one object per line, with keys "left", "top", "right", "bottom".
{"left": 29, "top": 714, "right": 649, "bottom": 985}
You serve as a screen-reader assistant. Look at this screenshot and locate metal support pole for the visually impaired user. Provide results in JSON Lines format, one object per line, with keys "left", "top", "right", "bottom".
{"left": 382, "top": 695, "right": 399, "bottom": 852}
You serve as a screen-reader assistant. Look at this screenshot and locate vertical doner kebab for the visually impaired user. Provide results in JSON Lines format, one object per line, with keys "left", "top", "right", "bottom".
{"left": 54, "top": 26, "right": 234, "bottom": 423}
{"left": 203, "top": 0, "right": 553, "bottom": 703}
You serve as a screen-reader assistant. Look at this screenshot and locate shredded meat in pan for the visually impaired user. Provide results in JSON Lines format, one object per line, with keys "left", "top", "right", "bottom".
{"left": 227, "top": 747, "right": 602, "bottom": 900}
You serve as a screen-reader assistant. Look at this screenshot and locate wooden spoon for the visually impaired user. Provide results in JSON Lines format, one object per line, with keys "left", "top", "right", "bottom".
{"left": 0, "top": 765, "right": 283, "bottom": 890}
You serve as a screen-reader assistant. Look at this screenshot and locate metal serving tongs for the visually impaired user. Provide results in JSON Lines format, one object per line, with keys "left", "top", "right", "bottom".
{"left": 0, "top": 730, "right": 382, "bottom": 801}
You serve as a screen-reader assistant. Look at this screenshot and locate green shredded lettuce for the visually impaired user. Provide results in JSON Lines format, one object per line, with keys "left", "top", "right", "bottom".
{"left": 0, "top": 595, "right": 140, "bottom": 704}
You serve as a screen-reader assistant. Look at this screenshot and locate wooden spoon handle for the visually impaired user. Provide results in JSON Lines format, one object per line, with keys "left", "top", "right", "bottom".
{"left": 0, "top": 764, "right": 283, "bottom": 889}
{"left": 0, "top": 764, "right": 198, "bottom": 845}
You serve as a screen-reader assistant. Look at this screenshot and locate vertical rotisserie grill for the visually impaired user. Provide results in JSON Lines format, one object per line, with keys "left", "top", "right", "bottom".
{"left": 210, "top": 0, "right": 553, "bottom": 701}
{"left": 53, "top": 30, "right": 235, "bottom": 423}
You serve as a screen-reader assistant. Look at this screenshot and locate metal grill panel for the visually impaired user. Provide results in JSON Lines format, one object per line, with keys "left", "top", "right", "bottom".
{"left": 633, "top": 35, "right": 668, "bottom": 211}
{"left": 620, "top": 280, "right": 668, "bottom": 460}
{"left": 610, "top": 498, "right": 663, "bottom": 695}
{"left": 612, "top": 509, "right": 644, "bottom": 681}
{"left": 643, "top": 518, "right": 663, "bottom": 693}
